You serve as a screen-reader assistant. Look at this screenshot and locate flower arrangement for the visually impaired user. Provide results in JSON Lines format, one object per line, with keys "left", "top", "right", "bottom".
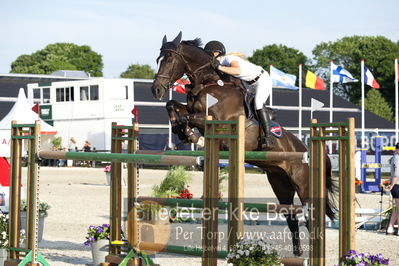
{"left": 20, "top": 199, "right": 51, "bottom": 217}
{"left": 175, "top": 185, "right": 193, "bottom": 199}
{"left": 152, "top": 166, "right": 192, "bottom": 198}
{"left": 84, "top": 224, "right": 110, "bottom": 246}
{"left": 104, "top": 165, "right": 111, "bottom": 173}
{"left": 227, "top": 238, "right": 280, "bottom": 266}
{"left": 0, "top": 213, "right": 9, "bottom": 248}
{"left": 340, "top": 250, "right": 389, "bottom": 265}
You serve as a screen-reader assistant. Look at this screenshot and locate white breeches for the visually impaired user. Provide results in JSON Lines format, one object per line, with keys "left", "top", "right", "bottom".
{"left": 250, "top": 71, "right": 272, "bottom": 110}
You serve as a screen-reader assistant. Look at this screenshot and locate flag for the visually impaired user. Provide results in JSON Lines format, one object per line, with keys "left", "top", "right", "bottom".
{"left": 131, "top": 107, "right": 138, "bottom": 123}
{"left": 172, "top": 78, "right": 189, "bottom": 94}
{"left": 364, "top": 65, "right": 380, "bottom": 89}
{"left": 206, "top": 94, "right": 218, "bottom": 108}
{"left": 302, "top": 69, "right": 325, "bottom": 90}
{"left": 270, "top": 66, "right": 297, "bottom": 90}
{"left": 32, "top": 103, "right": 40, "bottom": 114}
{"left": 206, "top": 93, "right": 218, "bottom": 116}
{"left": 331, "top": 63, "right": 358, "bottom": 83}
{"left": 311, "top": 98, "right": 324, "bottom": 112}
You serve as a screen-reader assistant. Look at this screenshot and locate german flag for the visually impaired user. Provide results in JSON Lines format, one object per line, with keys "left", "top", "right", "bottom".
{"left": 302, "top": 69, "right": 325, "bottom": 90}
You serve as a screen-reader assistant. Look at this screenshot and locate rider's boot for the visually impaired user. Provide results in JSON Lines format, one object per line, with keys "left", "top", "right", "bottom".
{"left": 256, "top": 107, "right": 275, "bottom": 150}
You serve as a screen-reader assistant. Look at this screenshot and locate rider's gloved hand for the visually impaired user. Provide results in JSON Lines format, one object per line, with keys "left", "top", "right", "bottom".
{"left": 210, "top": 56, "right": 220, "bottom": 70}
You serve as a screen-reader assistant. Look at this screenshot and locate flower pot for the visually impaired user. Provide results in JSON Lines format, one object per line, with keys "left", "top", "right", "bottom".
{"left": 105, "top": 172, "right": 111, "bottom": 185}
{"left": 0, "top": 248, "right": 7, "bottom": 265}
{"left": 91, "top": 239, "right": 109, "bottom": 266}
{"left": 20, "top": 211, "right": 45, "bottom": 242}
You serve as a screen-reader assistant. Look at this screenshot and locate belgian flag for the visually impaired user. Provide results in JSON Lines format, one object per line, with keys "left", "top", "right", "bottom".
{"left": 302, "top": 69, "right": 325, "bottom": 90}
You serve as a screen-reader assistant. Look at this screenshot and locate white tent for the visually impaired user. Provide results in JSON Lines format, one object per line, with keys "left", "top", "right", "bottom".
{"left": 0, "top": 88, "right": 57, "bottom": 157}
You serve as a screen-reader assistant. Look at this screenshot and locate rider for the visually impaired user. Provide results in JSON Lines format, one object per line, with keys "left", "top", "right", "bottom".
{"left": 204, "top": 40, "right": 274, "bottom": 149}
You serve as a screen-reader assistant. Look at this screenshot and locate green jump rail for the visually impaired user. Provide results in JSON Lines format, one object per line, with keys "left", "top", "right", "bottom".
{"left": 36, "top": 151, "right": 200, "bottom": 166}
{"left": 134, "top": 150, "right": 307, "bottom": 162}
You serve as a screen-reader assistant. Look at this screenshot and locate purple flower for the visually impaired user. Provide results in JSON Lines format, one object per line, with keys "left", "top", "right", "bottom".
{"left": 340, "top": 250, "right": 390, "bottom": 266}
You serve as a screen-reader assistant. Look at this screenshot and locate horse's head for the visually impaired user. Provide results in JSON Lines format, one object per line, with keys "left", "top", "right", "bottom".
{"left": 152, "top": 32, "right": 186, "bottom": 100}
{"left": 152, "top": 32, "right": 211, "bottom": 100}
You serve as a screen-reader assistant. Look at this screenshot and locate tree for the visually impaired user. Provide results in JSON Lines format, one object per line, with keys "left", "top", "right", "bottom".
{"left": 312, "top": 36, "right": 399, "bottom": 105}
{"left": 120, "top": 64, "right": 155, "bottom": 79}
{"left": 364, "top": 89, "right": 394, "bottom": 122}
{"left": 248, "top": 44, "right": 309, "bottom": 75}
{"left": 10, "top": 43, "right": 103, "bottom": 76}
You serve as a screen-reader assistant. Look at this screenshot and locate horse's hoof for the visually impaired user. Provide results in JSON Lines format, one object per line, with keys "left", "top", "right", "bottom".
{"left": 293, "top": 246, "right": 303, "bottom": 256}
{"left": 197, "top": 136, "right": 205, "bottom": 147}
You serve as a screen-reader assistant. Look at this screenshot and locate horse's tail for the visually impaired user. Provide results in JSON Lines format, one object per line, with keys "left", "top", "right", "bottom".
{"left": 325, "top": 155, "right": 338, "bottom": 221}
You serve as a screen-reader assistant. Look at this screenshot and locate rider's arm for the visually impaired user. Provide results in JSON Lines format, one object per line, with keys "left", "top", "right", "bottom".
{"left": 218, "top": 60, "right": 241, "bottom": 76}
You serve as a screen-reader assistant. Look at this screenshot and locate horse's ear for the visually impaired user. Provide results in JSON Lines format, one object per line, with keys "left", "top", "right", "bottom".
{"left": 162, "top": 35, "right": 167, "bottom": 45}
{"left": 172, "top": 31, "right": 182, "bottom": 46}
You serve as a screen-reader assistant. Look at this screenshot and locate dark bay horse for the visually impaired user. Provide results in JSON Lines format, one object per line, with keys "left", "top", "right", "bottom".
{"left": 151, "top": 32, "right": 336, "bottom": 256}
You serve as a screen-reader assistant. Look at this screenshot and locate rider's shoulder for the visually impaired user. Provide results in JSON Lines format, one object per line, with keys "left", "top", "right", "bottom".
{"left": 224, "top": 52, "right": 247, "bottom": 60}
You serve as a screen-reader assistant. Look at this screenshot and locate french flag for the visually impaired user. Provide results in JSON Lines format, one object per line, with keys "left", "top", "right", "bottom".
{"left": 364, "top": 65, "right": 380, "bottom": 89}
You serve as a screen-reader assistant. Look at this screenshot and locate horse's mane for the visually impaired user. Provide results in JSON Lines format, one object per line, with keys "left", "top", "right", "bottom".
{"left": 181, "top": 38, "right": 203, "bottom": 49}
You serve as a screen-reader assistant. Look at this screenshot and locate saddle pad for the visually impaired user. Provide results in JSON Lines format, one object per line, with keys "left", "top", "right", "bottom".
{"left": 269, "top": 121, "right": 283, "bottom": 138}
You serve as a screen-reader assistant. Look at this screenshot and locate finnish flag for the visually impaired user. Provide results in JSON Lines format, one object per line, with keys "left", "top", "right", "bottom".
{"left": 331, "top": 63, "right": 358, "bottom": 84}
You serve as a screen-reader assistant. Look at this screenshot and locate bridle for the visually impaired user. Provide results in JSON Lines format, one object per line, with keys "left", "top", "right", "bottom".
{"left": 155, "top": 46, "right": 210, "bottom": 86}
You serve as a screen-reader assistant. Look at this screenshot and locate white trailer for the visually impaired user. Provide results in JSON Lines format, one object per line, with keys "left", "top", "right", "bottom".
{"left": 27, "top": 78, "right": 135, "bottom": 151}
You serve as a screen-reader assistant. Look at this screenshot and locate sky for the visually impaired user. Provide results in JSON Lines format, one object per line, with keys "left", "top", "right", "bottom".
{"left": 1, "top": 0, "right": 398, "bottom": 78}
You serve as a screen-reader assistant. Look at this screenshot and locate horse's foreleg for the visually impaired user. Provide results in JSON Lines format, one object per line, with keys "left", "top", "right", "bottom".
{"left": 166, "top": 100, "right": 202, "bottom": 144}
{"left": 166, "top": 100, "right": 190, "bottom": 141}
{"left": 187, "top": 113, "right": 207, "bottom": 128}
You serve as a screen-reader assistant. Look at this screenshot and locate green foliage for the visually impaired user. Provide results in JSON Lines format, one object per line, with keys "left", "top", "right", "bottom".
{"left": 51, "top": 136, "right": 62, "bottom": 150}
{"left": 364, "top": 89, "right": 394, "bottom": 122}
{"left": 10, "top": 43, "right": 103, "bottom": 76}
{"left": 152, "top": 166, "right": 192, "bottom": 197}
{"left": 248, "top": 44, "right": 309, "bottom": 74}
{"left": 20, "top": 199, "right": 51, "bottom": 216}
{"left": 219, "top": 167, "right": 229, "bottom": 191}
{"left": 120, "top": 64, "right": 155, "bottom": 79}
{"left": 0, "top": 213, "right": 9, "bottom": 248}
{"left": 312, "top": 35, "right": 399, "bottom": 105}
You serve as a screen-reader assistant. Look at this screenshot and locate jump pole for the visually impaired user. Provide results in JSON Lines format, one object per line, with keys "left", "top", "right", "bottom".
{"left": 309, "top": 118, "right": 355, "bottom": 265}
{"left": 6, "top": 121, "right": 49, "bottom": 266}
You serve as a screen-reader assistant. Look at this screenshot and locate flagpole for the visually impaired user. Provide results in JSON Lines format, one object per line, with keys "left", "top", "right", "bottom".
{"left": 269, "top": 64, "right": 273, "bottom": 107}
{"left": 361, "top": 59, "right": 365, "bottom": 149}
{"left": 298, "top": 64, "right": 302, "bottom": 141}
{"left": 329, "top": 61, "right": 333, "bottom": 124}
{"left": 329, "top": 61, "right": 333, "bottom": 153}
{"left": 395, "top": 58, "right": 398, "bottom": 143}
{"left": 168, "top": 89, "right": 172, "bottom": 148}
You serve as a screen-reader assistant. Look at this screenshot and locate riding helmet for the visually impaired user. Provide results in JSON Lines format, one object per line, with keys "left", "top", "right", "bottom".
{"left": 204, "top": 41, "right": 226, "bottom": 56}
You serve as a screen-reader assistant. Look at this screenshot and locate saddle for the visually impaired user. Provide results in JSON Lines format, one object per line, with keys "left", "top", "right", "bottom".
{"left": 242, "top": 88, "right": 283, "bottom": 139}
